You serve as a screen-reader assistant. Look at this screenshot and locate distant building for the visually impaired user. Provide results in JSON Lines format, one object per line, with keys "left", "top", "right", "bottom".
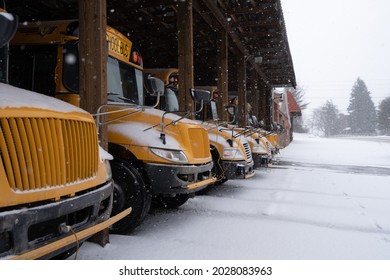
{"left": 286, "top": 90, "right": 302, "bottom": 141}
{"left": 272, "top": 90, "right": 290, "bottom": 147}
{"left": 272, "top": 89, "right": 302, "bottom": 147}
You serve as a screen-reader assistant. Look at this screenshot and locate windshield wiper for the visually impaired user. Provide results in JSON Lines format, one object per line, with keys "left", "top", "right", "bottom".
{"left": 107, "top": 92, "right": 135, "bottom": 103}
{"left": 107, "top": 92, "right": 120, "bottom": 102}
{"left": 118, "top": 96, "right": 135, "bottom": 103}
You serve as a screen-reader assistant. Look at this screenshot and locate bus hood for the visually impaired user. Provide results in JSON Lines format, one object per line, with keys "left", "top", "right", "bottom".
{"left": 108, "top": 107, "right": 212, "bottom": 162}
{"left": 0, "top": 83, "right": 87, "bottom": 115}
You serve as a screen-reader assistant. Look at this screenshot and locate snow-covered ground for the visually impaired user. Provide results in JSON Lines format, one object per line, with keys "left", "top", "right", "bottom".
{"left": 77, "top": 133, "right": 390, "bottom": 260}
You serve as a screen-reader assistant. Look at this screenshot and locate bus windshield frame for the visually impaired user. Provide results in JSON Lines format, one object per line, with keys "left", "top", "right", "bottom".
{"left": 62, "top": 40, "right": 144, "bottom": 105}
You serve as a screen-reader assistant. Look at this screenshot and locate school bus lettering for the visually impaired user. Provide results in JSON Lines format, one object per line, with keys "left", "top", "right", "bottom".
{"left": 106, "top": 34, "right": 130, "bottom": 59}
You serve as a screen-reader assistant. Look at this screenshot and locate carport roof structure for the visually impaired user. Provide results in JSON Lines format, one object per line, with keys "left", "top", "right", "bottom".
{"left": 6, "top": 0, "right": 296, "bottom": 88}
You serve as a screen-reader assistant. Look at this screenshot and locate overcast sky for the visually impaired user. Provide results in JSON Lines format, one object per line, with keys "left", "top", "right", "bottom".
{"left": 281, "top": 0, "right": 390, "bottom": 116}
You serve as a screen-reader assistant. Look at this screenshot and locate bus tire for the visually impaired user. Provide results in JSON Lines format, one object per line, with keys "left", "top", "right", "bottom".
{"left": 110, "top": 158, "right": 152, "bottom": 234}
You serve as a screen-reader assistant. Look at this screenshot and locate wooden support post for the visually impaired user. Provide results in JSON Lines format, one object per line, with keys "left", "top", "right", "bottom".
{"left": 259, "top": 80, "right": 268, "bottom": 127}
{"left": 177, "top": 0, "right": 194, "bottom": 114}
{"left": 79, "top": 0, "right": 109, "bottom": 247}
{"left": 217, "top": 31, "right": 228, "bottom": 121}
{"left": 250, "top": 72, "right": 259, "bottom": 122}
{"left": 237, "top": 55, "right": 247, "bottom": 127}
{"left": 265, "top": 84, "right": 272, "bottom": 130}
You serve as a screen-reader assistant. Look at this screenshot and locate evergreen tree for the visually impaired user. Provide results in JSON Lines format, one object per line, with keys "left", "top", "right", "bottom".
{"left": 377, "top": 97, "right": 390, "bottom": 135}
{"left": 347, "top": 78, "right": 377, "bottom": 135}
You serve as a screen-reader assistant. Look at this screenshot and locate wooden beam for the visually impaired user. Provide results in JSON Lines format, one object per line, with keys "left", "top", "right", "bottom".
{"left": 177, "top": 0, "right": 194, "bottom": 113}
{"left": 237, "top": 55, "right": 247, "bottom": 127}
{"left": 79, "top": 0, "right": 107, "bottom": 143}
{"left": 79, "top": 0, "right": 109, "bottom": 247}
{"left": 217, "top": 30, "right": 228, "bottom": 121}
{"left": 231, "top": 20, "right": 280, "bottom": 29}
{"left": 258, "top": 80, "right": 268, "bottom": 127}
{"left": 250, "top": 71, "right": 259, "bottom": 121}
{"left": 226, "top": 4, "right": 277, "bottom": 15}
{"left": 121, "top": 0, "right": 177, "bottom": 9}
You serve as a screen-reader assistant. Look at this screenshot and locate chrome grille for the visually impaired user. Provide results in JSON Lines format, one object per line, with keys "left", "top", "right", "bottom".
{"left": 0, "top": 117, "right": 98, "bottom": 191}
{"left": 242, "top": 142, "right": 252, "bottom": 162}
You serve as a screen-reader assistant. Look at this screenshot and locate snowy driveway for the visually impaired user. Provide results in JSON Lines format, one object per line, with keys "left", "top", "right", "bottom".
{"left": 77, "top": 133, "right": 390, "bottom": 260}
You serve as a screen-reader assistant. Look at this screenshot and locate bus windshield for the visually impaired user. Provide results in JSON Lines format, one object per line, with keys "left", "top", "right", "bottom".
{"left": 107, "top": 57, "right": 143, "bottom": 105}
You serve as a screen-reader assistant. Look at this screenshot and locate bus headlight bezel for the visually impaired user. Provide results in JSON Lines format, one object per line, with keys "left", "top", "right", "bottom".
{"left": 252, "top": 145, "right": 267, "bottom": 154}
{"left": 222, "top": 148, "right": 245, "bottom": 160}
{"left": 150, "top": 148, "right": 189, "bottom": 163}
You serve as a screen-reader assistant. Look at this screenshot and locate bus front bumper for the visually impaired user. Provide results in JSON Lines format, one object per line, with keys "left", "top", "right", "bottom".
{"left": 144, "top": 161, "right": 215, "bottom": 194}
{"left": 0, "top": 181, "right": 114, "bottom": 260}
{"left": 222, "top": 159, "right": 255, "bottom": 180}
{"left": 253, "top": 153, "right": 272, "bottom": 168}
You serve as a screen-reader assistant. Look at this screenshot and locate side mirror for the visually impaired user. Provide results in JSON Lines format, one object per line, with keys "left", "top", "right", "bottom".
{"left": 209, "top": 100, "right": 219, "bottom": 121}
{"left": 226, "top": 104, "right": 237, "bottom": 116}
{"left": 145, "top": 76, "right": 165, "bottom": 96}
{"left": 190, "top": 88, "right": 211, "bottom": 103}
{"left": 259, "top": 120, "right": 265, "bottom": 128}
{"left": 0, "top": 12, "right": 18, "bottom": 48}
{"left": 226, "top": 104, "right": 237, "bottom": 124}
{"left": 251, "top": 115, "right": 259, "bottom": 127}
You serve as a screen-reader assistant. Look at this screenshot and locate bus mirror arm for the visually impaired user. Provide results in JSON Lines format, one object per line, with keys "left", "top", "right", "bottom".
{"left": 144, "top": 96, "right": 204, "bottom": 144}
{"left": 245, "top": 127, "right": 261, "bottom": 137}
{"left": 218, "top": 127, "right": 236, "bottom": 143}
{"left": 233, "top": 126, "right": 256, "bottom": 138}
{"left": 143, "top": 110, "right": 192, "bottom": 144}
{"left": 93, "top": 104, "right": 142, "bottom": 134}
{"left": 195, "top": 100, "right": 205, "bottom": 115}
{"left": 144, "top": 90, "right": 161, "bottom": 109}
{"left": 205, "top": 120, "right": 228, "bottom": 132}
{"left": 225, "top": 113, "right": 236, "bottom": 125}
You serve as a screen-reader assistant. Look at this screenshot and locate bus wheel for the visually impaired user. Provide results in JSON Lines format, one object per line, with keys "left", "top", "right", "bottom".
{"left": 110, "top": 159, "right": 151, "bottom": 234}
{"left": 153, "top": 194, "right": 190, "bottom": 209}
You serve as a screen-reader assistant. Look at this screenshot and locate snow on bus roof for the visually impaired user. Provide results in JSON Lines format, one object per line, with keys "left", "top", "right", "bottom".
{"left": 0, "top": 83, "right": 86, "bottom": 113}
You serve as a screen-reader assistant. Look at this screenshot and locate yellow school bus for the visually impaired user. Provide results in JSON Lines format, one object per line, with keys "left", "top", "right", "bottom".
{"left": 259, "top": 129, "right": 278, "bottom": 156}
{"left": 9, "top": 20, "right": 215, "bottom": 233}
{"left": 195, "top": 86, "right": 271, "bottom": 168}
{"left": 0, "top": 9, "right": 130, "bottom": 260}
{"left": 145, "top": 69, "right": 255, "bottom": 185}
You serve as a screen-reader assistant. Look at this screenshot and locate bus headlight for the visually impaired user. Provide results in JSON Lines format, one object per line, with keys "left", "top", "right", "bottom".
{"left": 222, "top": 148, "right": 244, "bottom": 160}
{"left": 252, "top": 145, "right": 267, "bottom": 154}
{"left": 151, "top": 148, "right": 188, "bottom": 163}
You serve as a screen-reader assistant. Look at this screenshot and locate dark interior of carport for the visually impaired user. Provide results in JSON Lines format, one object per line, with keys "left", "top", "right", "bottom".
{"left": 5, "top": 0, "right": 296, "bottom": 132}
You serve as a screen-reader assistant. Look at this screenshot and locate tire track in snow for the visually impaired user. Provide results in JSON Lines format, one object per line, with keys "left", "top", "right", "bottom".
{"left": 151, "top": 199, "right": 390, "bottom": 236}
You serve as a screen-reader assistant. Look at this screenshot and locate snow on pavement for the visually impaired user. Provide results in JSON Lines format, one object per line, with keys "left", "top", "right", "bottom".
{"left": 77, "top": 133, "right": 390, "bottom": 260}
